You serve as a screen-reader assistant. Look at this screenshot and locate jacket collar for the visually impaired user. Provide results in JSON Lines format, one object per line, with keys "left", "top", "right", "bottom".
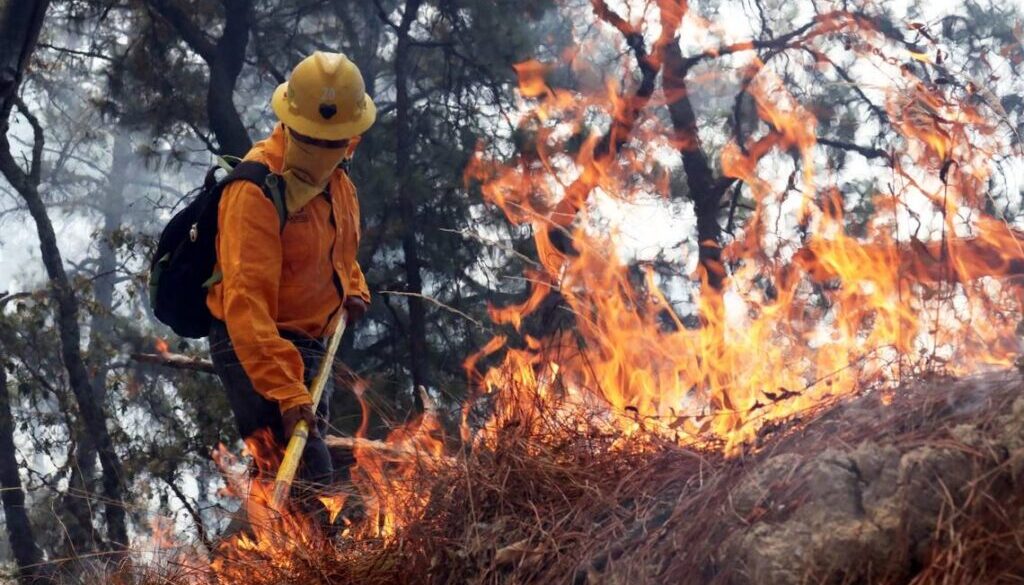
{"left": 253, "top": 123, "right": 344, "bottom": 183}
{"left": 249, "top": 123, "right": 286, "bottom": 173}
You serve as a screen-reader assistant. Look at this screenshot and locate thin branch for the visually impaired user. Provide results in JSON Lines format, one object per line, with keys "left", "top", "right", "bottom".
{"left": 725, "top": 181, "right": 744, "bottom": 235}
{"left": 129, "top": 353, "right": 215, "bottom": 374}
{"left": 146, "top": 0, "right": 216, "bottom": 62}
{"left": 251, "top": 36, "right": 286, "bottom": 84}
{"left": 803, "top": 46, "right": 889, "bottom": 125}
{"left": 547, "top": 0, "right": 676, "bottom": 227}
{"left": 36, "top": 42, "right": 113, "bottom": 62}
{"left": 183, "top": 119, "right": 218, "bottom": 153}
{"left": 731, "top": 49, "right": 784, "bottom": 155}
{"left": 162, "top": 475, "right": 212, "bottom": 552}
{"left": 591, "top": 0, "right": 636, "bottom": 39}
{"left": 818, "top": 136, "right": 892, "bottom": 163}
{"left": 0, "top": 291, "right": 33, "bottom": 309}
{"left": 752, "top": 0, "right": 774, "bottom": 37}
{"left": 371, "top": 0, "right": 401, "bottom": 31}
{"left": 379, "top": 290, "right": 485, "bottom": 328}
{"left": 676, "top": 11, "right": 851, "bottom": 77}
{"left": 12, "top": 96, "right": 43, "bottom": 185}
{"left": 439, "top": 227, "right": 541, "bottom": 269}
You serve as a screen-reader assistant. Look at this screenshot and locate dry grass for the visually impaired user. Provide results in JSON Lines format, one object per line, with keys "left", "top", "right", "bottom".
{"left": 114, "top": 371, "right": 1024, "bottom": 585}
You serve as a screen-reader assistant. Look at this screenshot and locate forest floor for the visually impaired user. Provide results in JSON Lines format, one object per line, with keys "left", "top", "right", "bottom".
{"left": 141, "top": 370, "right": 1024, "bottom": 585}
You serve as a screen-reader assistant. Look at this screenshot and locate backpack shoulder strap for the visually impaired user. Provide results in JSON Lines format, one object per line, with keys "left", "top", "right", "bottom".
{"left": 223, "top": 160, "right": 288, "bottom": 233}
{"left": 198, "top": 160, "right": 288, "bottom": 290}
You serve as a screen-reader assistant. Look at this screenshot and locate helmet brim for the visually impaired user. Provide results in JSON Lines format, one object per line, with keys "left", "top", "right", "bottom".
{"left": 271, "top": 82, "right": 377, "bottom": 140}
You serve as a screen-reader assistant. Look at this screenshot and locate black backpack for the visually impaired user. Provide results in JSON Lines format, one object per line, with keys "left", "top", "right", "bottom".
{"left": 149, "top": 157, "right": 287, "bottom": 339}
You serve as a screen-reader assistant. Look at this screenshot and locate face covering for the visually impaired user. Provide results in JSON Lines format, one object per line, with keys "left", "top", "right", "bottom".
{"left": 281, "top": 129, "right": 348, "bottom": 213}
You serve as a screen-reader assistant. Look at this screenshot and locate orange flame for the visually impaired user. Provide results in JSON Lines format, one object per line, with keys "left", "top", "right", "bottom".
{"left": 350, "top": 387, "right": 448, "bottom": 538}
{"left": 149, "top": 6, "right": 1024, "bottom": 578}
{"left": 204, "top": 429, "right": 333, "bottom": 580}
{"left": 317, "top": 493, "right": 347, "bottom": 525}
{"left": 462, "top": 10, "right": 1023, "bottom": 455}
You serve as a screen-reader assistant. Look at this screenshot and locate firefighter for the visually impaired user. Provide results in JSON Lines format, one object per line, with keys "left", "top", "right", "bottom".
{"left": 206, "top": 51, "right": 373, "bottom": 507}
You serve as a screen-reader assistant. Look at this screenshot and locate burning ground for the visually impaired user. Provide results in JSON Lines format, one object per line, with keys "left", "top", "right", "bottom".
{"left": 139, "top": 371, "right": 1024, "bottom": 584}
{"left": 128, "top": 2, "right": 1024, "bottom": 584}
{"left": 364, "top": 373, "right": 1024, "bottom": 584}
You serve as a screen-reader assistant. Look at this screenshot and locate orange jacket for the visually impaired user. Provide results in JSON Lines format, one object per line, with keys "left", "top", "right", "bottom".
{"left": 207, "top": 124, "right": 370, "bottom": 412}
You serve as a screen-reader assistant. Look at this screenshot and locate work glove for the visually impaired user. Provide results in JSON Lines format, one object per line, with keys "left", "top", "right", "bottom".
{"left": 343, "top": 296, "right": 368, "bottom": 323}
{"left": 281, "top": 403, "right": 319, "bottom": 441}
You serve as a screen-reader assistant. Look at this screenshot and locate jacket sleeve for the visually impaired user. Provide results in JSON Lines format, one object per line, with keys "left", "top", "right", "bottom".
{"left": 347, "top": 186, "right": 371, "bottom": 304}
{"left": 217, "top": 181, "right": 311, "bottom": 412}
{"left": 349, "top": 261, "right": 370, "bottom": 304}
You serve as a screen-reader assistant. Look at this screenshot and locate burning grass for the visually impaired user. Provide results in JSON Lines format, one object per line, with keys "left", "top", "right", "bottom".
{"left": 119, "top": 4, "right": 1024, "bottom": 583}
{"left": 128, "top": 370, "right": 1024, "bottom": 585}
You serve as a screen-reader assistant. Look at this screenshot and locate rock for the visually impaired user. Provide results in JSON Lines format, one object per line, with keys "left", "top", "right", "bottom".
{"left": 710, "top": 375, "right": 1024, "bottom": 584}
{"left": 722, "top": 449, "right": 895, "bottom": 584}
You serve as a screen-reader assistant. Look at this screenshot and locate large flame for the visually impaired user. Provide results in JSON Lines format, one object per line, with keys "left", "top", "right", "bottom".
{"left": 140, "top": 3, "right": 1024, "bottom": 579}
{"left": 348, "top": 387, "right": 448, "bottom": 539}
{"left": 173, "top": 385, "right": 447, "bottom": 581}
{"left": 462, "top": 6, "right": 1023, "bottom": 454}
{"left": 206, "top": 430, "right": 330, "bottom": 580}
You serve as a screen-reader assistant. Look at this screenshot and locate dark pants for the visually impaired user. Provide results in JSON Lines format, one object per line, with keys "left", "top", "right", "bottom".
{"left": 208, "top": 320, "right": 334, "bottom": 498}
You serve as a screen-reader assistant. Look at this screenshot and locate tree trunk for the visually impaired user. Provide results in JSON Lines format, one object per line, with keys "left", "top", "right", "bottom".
{"left": 0, "top": 0, "right": 126, "bottom": 553}
{"left": 147, "top": 0, "right": 252, "bottom": 156}
{"left": 0, "top": 0, "right": 49, "bottom": 120}
{"left": 66, "top": 134, "right": 133, "bottom": 549}
{"left": 206, "top": 0, "right": 252, "bottom": 156}
{"left": 89, "top": 133, "right": 130, "bottom": 396}
{"left": 24, "top": 180, "right": 129, "bottom": 548}
{"left": 0, "top": 369, "right": 51, "bottom": 583}
{"left": 663, "top": 39, "right": 731, "bottom": 408}
{"left": 663, "top": 42, "right": 728, "bottom": 292}
{"left": 0, "top": 125, "right": 129, "bottom": 551}
{"left": 60, "top": 426, "right": 100, "bottom": 554}
{"left": 0, "top": 0, "right": 104, "bottom": 552}
{"left": 393, "top": 0, "right": 429, "bottom": 397}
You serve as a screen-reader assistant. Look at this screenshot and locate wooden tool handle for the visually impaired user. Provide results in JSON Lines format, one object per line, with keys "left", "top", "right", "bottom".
{"left": 271, "top": 312, "right": 349, "bottom": 509}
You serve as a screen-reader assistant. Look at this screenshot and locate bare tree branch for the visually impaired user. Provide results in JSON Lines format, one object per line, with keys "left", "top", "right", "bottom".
{"left": 162, "top": 474, "right": 212, "bottom": 552}
{"left": 548, "top": 0, "right": 680, "bottom": 228}
{"left": 130, "top": 352, "right": 215, "bottom": 374}
{"left": 12, "top": 96, "right": 43, "bottom": 185}
{"left": 817, "top": 137, "right": 892, "bottom": 163}
{"left": 146, "top": 0, "right": 216, "bottom": 62}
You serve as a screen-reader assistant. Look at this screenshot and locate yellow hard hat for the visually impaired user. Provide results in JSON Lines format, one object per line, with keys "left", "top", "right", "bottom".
{"left": 271, "top": 51, "right": 376, "bottom": 140}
